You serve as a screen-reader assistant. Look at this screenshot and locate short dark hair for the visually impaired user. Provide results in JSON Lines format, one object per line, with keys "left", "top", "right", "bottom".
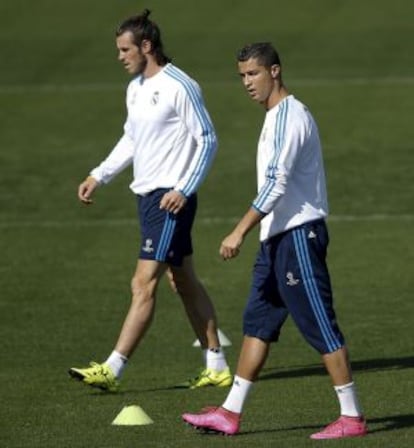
{"left": 116, "top": 9, "right": 171, "bottom": 65}
{"left": 237, "top": 42, "right": 281, "bottom": 67}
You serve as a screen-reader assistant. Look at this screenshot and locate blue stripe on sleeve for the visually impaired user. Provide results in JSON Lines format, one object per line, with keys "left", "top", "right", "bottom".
{"left": 164, "top": 65, "right": 216, "bottom": 196}
{"left": 254, "top": 100, "right": 288, "bottom": 211}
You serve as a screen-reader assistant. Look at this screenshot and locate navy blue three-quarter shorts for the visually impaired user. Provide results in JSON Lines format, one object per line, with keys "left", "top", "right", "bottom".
{"left": 136, "top": 188, "right": 197, "bottom": 267}
{"left": 243, "top": 219, "right": 345, "bottom": 354}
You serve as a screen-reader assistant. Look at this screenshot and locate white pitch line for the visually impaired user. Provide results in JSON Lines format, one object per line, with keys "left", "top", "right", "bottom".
{"left": 0, "top": 76, "right": 414, "bottom": 94}
{"left": 0, "top": 82, "right": 124, "bottom": 94}
{"left": 0, "top": 214, "right": 412, "bottom": 228}
{"left": 328, "top": 214, "right": 414, "bottom": 222}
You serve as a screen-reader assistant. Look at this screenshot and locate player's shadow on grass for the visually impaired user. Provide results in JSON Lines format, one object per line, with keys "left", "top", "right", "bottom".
{"left": 238, "top": 414, "right": 414, "bottom": 436}
{"left": 91, "top": 384, "right": 197, "bottom": 395}
{"left": 86, "top": 356, "right": 414, "bottom": 396}
{"left": 367, "top": 414, "right": 414, "bottom": 434}
{"left": 259, "top": 355, "right": 414, "bottom": 381}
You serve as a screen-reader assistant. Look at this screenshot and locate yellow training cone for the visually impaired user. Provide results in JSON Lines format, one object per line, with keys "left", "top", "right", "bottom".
{"left": 112, "top": 405, "right": 154, "bottom": 426}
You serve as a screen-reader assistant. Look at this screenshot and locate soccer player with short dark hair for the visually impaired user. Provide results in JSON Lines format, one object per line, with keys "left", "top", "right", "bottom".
{"left": 182, "top": 42, "right": 367, "bottom": 440}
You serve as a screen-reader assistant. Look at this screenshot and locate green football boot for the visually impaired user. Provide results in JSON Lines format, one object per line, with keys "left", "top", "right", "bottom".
{"left": 69, "top": 362, "right": 119, "bottom": 392}
{"left": 178, "top": 367, "right": 233, "bottom": 389}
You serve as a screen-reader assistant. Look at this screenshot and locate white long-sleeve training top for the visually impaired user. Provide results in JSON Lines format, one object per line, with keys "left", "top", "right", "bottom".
{"left": 90, "top": 63, "right": 217, "bottom": 197}
{"left": 253, "top": 95, "right": 328, "bottom": 241}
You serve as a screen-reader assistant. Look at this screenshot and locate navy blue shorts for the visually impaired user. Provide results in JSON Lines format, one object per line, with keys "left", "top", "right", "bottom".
{"left": 243, "top": 219, "right": 345, "bottom": 354}
{"left": 137, "top": 189, "right": 197, "bottom": 266}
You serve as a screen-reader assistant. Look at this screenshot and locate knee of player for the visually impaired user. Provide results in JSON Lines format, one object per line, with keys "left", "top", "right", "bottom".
{"left": 130, "top": 275, "right": 156, "bottom": 300}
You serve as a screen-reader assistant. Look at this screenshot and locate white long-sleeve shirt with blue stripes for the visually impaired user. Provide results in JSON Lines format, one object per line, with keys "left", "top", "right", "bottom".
{"left": 253, "top": 95, "right": 328, "bottom": 241}
{"left": 90, "top": 63, "right": 217, "bottom": 197}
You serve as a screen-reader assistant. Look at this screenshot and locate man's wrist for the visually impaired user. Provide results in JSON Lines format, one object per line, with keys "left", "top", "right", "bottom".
{"left": 87, "top": 175, "right": 100, "bottom": 185}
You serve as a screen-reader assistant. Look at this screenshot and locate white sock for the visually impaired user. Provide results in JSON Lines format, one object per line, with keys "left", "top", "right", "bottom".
{"left": 105, "top": 350, "right": 128, "bottom": 379}
{"left": 334, "top": 381, "right": 363, "bottom": 417}
{"left": 222, "top": 375, "right": 253, "bottom": 414}
{"left": 205, "top": 347, "right": 228, "bottom": 371}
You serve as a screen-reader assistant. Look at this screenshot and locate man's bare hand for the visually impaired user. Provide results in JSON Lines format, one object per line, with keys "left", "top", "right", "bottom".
{"left": 220, "top": 232, "right": 243, "bottom": 260}
{"left": 78, "top": 176, "right": 99, "bottom": 205}
{"left": 159, "top": 190, "right": 187, "bottom": 214}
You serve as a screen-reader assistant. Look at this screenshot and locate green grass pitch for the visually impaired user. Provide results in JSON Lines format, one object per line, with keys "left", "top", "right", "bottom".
{"left": 0, "top": 0, "right": 413, "bottom": 446}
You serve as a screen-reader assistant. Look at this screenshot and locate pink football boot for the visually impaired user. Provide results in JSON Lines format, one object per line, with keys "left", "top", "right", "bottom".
{"left": 310, "top": 415, "right": 368, "bottom": 439}
{"left": 182, "top": 406, "right": 241, "bottom": 435}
